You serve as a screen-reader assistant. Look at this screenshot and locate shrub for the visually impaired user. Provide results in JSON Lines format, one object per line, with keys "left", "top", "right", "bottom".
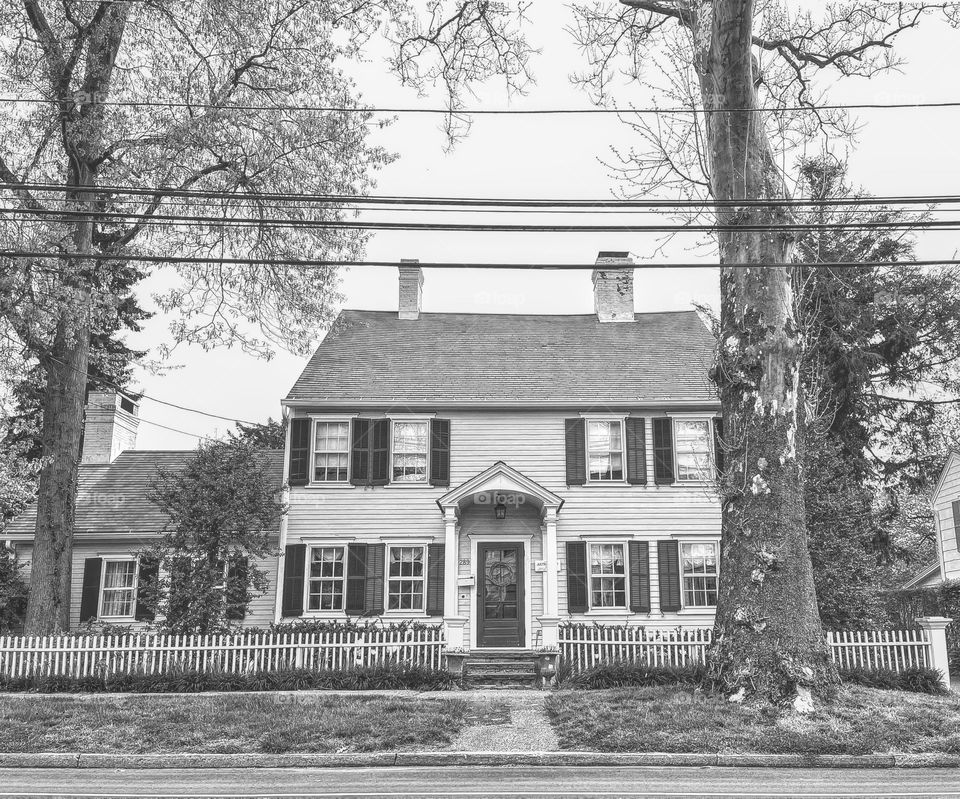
{"left": 565, "top": 661, "right": 706, "bottom": 690}
{"left": 0, "top": 664, "right": 454, "bottom": 694}
{"left": 838, "top": 665, "right": 947, "bottom": 695}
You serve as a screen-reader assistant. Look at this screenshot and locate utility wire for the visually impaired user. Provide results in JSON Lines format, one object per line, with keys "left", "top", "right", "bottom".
{"left": 5, "top": 181, "right": 960, "bottom": 208}
{"left": 2, "top": 207, "right": 959, "bottom": 232}
{"left": 7, "top": 96, "right": 960, "bottom": 114}
{"left": 2, "top": 253, "right": 956, "bottom": 269}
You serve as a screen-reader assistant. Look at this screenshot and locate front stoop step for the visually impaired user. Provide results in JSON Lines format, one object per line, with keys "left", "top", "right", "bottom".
{"left": 464, "top": 650, "right": 539, "bottom": 688}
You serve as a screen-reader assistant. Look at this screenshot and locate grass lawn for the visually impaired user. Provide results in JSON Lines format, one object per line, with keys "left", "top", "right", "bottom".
{"left": 545, "top": 686, "right": 960, "bottom": 755}
{"left": 0, "top": 694, "right": 497, "bottom": 754}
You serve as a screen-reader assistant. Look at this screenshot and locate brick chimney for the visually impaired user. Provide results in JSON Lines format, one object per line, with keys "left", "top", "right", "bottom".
{"left": 592, "top": 252, "right": 635, "bottom": 322}
{"left": 398, "top": 260, "right": 423, "bottom": 320}
{"left": 81, "top": 391, "right": 140, "bottom": 464}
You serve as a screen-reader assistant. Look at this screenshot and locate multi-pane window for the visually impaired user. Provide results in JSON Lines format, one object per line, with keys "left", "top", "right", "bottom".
{"left": 589, "top": 543, "right": 626, "bottom": 608}
{"left": 313, "top": 421, "right": 350, "bottom": 482}
{"left": 675, "top": 420, "right": 712, "bottom": 481}
{"left": 308, "top": 546, "right": 345, "bottom": 611}
{"left": 100, "top": 560, "right": 138, "bottom": 618}
{"left": 588, "top": 420, "right": 624, "bottom": 481}
{"left": 392, "top": 421, "right": 428, "bottom": 482}
{"left": 387, "top": 546, "right": 425, "bottom": 610}
{"left": 682, "top": 543, "right": 718, "bottom": 607}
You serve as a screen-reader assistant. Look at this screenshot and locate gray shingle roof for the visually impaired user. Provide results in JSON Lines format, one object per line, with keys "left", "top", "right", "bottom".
{"left": 285, "top": 310, "right": 718, "bottom": 404}
{"left": 5, "top": 449, "right": 283, "bottom": 538}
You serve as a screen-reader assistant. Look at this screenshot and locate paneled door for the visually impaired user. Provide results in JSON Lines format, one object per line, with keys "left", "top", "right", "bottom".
{"left": 477, "top": 544, "right": 524, "bottom": 648}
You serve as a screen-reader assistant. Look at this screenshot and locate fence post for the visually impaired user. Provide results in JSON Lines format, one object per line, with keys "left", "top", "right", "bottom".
{"left": 917, "top": 617, "right": 953, "bottom": 691}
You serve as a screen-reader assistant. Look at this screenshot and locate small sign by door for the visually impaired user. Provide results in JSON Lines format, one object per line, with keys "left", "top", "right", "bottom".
{"left": 533, "top": 560, "right": 547, "bottom": 572}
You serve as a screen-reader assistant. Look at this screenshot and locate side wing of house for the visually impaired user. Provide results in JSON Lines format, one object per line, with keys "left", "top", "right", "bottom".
{"left": 932, "top": 450, "right": 960, "bottom": 583}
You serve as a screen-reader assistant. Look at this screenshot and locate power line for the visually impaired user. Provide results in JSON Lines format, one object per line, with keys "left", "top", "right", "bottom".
{"left": 2, "top": 253, "right": 956, "bottom": 269}
{"left": 6, "top": 96, "right": 960, "bottom": 114}
{"left": 3, "top": 206, "right": 960, "bottom": 232}
{"left": 5, "top": 181, "right": 960, "bottom": 208}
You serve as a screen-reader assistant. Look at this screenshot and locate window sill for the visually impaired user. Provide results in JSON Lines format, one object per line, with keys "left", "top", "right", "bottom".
{"left": 584, "top": 608, "right": 632, "bottom": 616}
{"left": 98, "top": 615, "right": 136, "bottom": 623}
{"left": 305, "top": 483, "right": 355, "bottom": 489}
{"left": 381, "top": 610, "right": 429, "bottom": 617}
{"left": 584, "top": 480, "right": 631, "bottom": 486}
{"left": 383, "top": 482, "right": 433, "bottom": 489}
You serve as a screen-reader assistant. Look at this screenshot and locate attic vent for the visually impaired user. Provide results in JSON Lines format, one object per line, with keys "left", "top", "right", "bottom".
{"left": 120, "top": 396, "right": 137, "bottom": 414}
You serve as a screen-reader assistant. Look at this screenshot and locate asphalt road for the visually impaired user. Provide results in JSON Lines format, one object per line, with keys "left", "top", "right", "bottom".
{"left": 0, "top": 767, "right": 958, "bottom": 799}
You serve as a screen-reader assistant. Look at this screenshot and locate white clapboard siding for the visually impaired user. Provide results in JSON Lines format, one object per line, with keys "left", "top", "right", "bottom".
{"left": 0, "top": 628, "right": 445, "bottom": 679}
{"left": 933, "top": 452, "right": 960, "bottom": 581}
{"left": 559, "top": 626, "right": 934, "bottom": 674}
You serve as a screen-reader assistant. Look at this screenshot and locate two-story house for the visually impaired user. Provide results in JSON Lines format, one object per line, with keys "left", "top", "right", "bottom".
{"left": 6, "top": 252, "right": 722, "bottom": 646}
{"left": 276, "top": 252, "right": 721, "bottom": 651}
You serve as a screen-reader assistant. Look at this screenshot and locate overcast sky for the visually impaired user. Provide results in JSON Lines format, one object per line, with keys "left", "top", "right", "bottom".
{"left": 127, "top": 4, "right": 960, "bottom": 449}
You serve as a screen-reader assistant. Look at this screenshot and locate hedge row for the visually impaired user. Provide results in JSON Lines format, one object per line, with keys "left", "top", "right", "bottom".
{"left": 0, "top": 664, "right": 454, "bottom": 694}
{"left": 559, "top": 661, "right": 946, "bottom": 695}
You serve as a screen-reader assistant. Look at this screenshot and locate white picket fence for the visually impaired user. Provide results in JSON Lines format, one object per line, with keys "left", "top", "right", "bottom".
{"left": 559, "top": 625, "right": 938, "bottom": 674}
{"left": 0, "top": 627, "right": 445, "bottom": 680}
{"left": 560, "top": 626, "right": 712, "bottom": 671}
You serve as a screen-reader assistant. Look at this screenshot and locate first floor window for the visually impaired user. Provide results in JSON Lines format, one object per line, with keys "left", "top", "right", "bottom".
{"left": 682, "top": 543, "right": 718, "bottom": 607}
{"left": 675, "top": 419, "right": 712, "bottom": 481}
{"left": 388, "top": 546, "right": 425, "bottom": 610}
{"left": 587, "top": 420, "right": 624, "bottom": 481}
{"left": 392, "top": 421, "right": 428, "bottom": 482}
{"left": 314, "top": 421, "right": 350, "bottom": 482}
{"left": 100, "top": 560, "right": 138, "bottom": 618}
{"left": 308, "top": 546, "right": 345, "bottom": 611}
{"left": 590, "top": 543, "right": 626, "bottom": 608}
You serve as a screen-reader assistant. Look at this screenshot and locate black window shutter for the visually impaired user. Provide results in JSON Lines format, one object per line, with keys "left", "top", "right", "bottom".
{"left": 713, "top": 416, "right": 725, "bottom": 475}
{"left": 426, "top": 544, "right": 445, "bottom": 616}
{"left": 345, "top": 543, "right": 368, "bottom": 615}
{"left": 565, "top": 419, "right": 587, "bottom": 486}
{"left": 653, "top": 418, "right": 675, "bottom": 485}
{"left": 350, "top": 419, "right": 371, "bottom": 485}
{"left": 370, "top": 420, "right": 391, "bottom": 486}
{"left": 288, "top": 418, "right": 311, "bottom": 486}
{"left": 430, "top": 419, "right": 451, "bottom": 487}
{"left": 79, "top": 557, "right": 103, "bottom": 623}
{"left": 365, "top": 543, "right": 385, "bottom": 615}
{"left": 628, "top": 541, "right": 651, "bottom": 613}
{"left": 226, "top": 555, "right": 249, "bottom": 621}
{"left": 953, "top": 500, "right": 960, "bottom": 548}
{"left": 657, "top": 540, "right": 682, "bottom": 612}
{"left": 625, "top": 418, "right": 647, "bottom": 485}
{"left": 281, "top": 545, "right": 306, "bottom": 617}
{"left": 565, "top": 541, "right": 589, "bottom": 613}
{"left": 135, "top": 555, "right": 159, "bottom": 622}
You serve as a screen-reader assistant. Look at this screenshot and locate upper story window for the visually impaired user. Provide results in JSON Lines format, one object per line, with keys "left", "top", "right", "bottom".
{"left": 307, "top": 546, "right": 346, "bottom": 611}
{"left": 587, "top": 420, "right": 624, "bottom": 481}
{"left": 589, "top": 543, "right": 626, "bottom": 608}
{"left": 674, "top": 419, "right": 712, "bottom": 482}
{"left": 682, "top": 542, "right": 718, "bottom": 607}
{"left": 392, "top": 421, "right": 428, "bottom": 483}
{"left": 387, "top": 545, "right": 425, "bottom": 610}
{"left": 313, "top": 421, "right": 350, "bottom": 482}
{"left": 99, "top": 559, "right": 138, "bottom": 619}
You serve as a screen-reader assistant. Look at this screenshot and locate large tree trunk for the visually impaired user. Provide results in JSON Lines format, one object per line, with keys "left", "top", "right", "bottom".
{"left": 24, "top": 295, "right": 91, "bottom": 634}
{"left": 692, "top": 0, "right": 838, "bottom": 706}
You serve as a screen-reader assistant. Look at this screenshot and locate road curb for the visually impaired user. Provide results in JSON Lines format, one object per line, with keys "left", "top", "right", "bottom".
{"left": 0, "top": 751, "right": 958, "bottom": 769}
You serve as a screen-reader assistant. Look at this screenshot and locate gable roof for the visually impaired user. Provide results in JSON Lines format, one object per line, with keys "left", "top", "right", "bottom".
{"left": 4, "top": 449, "right": 284, "bottom": 539}
{"left": 285, "top": 310, "right": 718, "bottom": 406}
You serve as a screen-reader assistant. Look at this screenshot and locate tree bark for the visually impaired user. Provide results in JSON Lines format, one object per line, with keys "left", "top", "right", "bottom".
{"left": 688, "top": 0, "right": 838, "bottom": 706}
{"left": 24, "top": 294, "right": 91, "bottom": 634}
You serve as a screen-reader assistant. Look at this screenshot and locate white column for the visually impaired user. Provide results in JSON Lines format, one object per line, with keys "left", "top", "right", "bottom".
{"left": 442, "top": 505, "right": 467, "bottom": 648}
{"left": 539, "top": 506, "right": 560, "bottom": 648}
{"left": 917, "top": 616, "right": 953, "bottom": 691}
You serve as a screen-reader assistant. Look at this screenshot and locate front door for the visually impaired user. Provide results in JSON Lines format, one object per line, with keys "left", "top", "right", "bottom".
{"left": 477, "top": 544, "right": 524, "bottom": 648}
